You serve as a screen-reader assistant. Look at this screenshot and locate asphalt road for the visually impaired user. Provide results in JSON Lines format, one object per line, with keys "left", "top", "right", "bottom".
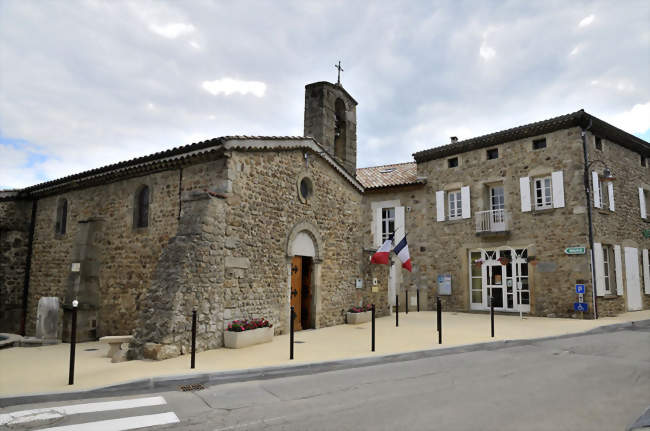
{"left": 2, "top": 322, "right": 649, "bottom": 431}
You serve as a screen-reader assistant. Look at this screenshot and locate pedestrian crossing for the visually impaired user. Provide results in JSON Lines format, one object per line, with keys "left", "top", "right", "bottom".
{"left": 0, "top": 395, "right": 180, "bottom": 430}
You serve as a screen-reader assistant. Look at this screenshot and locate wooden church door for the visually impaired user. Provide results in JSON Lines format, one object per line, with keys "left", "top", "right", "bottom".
{"left": 290, "top": 256, "right": 303, "bottom": 330}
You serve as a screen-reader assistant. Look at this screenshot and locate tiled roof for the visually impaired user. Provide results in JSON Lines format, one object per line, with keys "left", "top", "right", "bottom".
{"left": 356, "top": 162, "right": 425, "bottom": 189}
{"left": 6, "top": 136, "right": 363, "bottom": 198}
{"left": 413, "top": 110, "right": 650, "bottom": 163}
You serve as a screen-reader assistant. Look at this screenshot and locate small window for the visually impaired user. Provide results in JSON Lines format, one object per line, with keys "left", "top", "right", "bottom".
{"left": 534, "top": 177, "right": 552, "bottom": 210}
{"left": 55, "top": 198, "right": 68, "bottom": 235}
{"left": 299, "top": 177, "right": 313, "bottom": 201}
{"left": 532, "top": 138, "right": 546, "bottom": 150}
{"left": 602, "top": 245, "right": 613, "bottom": 294}
{"left": 448, "top": 190, "right": 462, "bottom": 219}
{"left": 595, "top": 136, "right": 602, "bottom": 151}
{"left": 134, "top": 186, "right": 150, "bottom": 228}
{"left": 642, "top": 155, "right": 647, "bottom": 167}
{"left": 448, "top": 157, "right": 458, "bottom": 168}
{"left": 381, "top": 208, "right": 395, "bottom": 241}
{"left": 487, "top": 148, "right": 498, "bottom": 160}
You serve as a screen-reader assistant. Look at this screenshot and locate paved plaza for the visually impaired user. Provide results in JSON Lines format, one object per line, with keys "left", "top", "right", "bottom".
{"left": 1, "top": 310, "right": 649, "bottom": 398}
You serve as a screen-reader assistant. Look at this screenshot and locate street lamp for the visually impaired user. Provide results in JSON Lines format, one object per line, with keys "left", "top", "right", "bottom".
{"left": 581, "top": 123, "right": 615, "bottom": 319}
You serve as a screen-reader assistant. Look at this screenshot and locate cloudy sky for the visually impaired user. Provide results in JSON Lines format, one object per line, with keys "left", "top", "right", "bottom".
{"left": 1, "top": 0, "right": 648, "bottom": 189}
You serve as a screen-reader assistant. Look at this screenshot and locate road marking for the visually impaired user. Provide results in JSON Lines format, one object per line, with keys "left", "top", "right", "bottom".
{"left": 0, "top": 396, "right": 167, "bottom": 425}
{"left": 214, "top": 416, "right": 287, "bottom": 430}
{"left": 37, "top": 411, "right": 180, "bottom": 430}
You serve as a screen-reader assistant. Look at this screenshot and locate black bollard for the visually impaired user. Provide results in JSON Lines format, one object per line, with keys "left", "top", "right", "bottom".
{"left": 68, "top": 300, "right": 78, "bottom": 385}
{"left": 191, "top": 309, "right": 197, "bottom": 369}
{"left": 490, "top": 296, "right": 495, "bottom": 338}
{"left": 405, "top": 291, "right": 408, "bottom": 314}
{"left": 371, "top": 304, "right": 375, "bottom": 352}
{"left": 290, "top": 306, "right": 295, "bottom": 360}
{"left": 436, "top": 296, "right": 442, "bottom": 345}
{"left": 417, "top": 289, "right": 420, "bottom": 312}
{"left": 395, "top": 295, "right": 399, "bottom": 327}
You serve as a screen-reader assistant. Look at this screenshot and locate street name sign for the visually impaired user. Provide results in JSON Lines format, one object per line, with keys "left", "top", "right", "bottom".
{"left": 565, "top": 246, "right": 586, "bottom": 255}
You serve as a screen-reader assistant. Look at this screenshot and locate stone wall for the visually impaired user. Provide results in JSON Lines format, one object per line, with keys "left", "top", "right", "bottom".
{"left": 224, "top": 149, "right": 364, "bottom": 334}
{"left": 0, "top": 198, "right": 32, "bottom": 333}
{"left": 24, "top": 158, "right": 228, "bottom": 337}
{"left": 586, "top": 131, "right": 650, "bottom": 314}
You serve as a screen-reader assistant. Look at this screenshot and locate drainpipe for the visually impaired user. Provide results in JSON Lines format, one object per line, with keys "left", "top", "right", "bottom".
{"left": 581, "top": 118, "right": 598, "bottom": 319}
{"left": 20, "top": 199, "right": 38, "bottom": 335}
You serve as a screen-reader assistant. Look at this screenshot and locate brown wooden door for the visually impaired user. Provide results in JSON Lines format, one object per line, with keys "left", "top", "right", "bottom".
{"left": 301, "top": 257, "right": 312, "bottom": 329}
{"left": 290, "top": 256, "right": 302, "bottom": 330}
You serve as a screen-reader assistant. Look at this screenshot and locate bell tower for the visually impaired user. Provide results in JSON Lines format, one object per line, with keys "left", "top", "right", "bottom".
{"left": 303, "top": 81, "right": 357, "bottom": 176}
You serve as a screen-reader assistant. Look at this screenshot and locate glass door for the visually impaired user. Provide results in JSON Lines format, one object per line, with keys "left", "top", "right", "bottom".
{"left": 490, "top": 186, "right": 505, "bottom": 231}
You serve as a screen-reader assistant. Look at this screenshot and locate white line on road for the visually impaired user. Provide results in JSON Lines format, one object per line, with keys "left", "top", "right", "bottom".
{"left": 37, "top": 411, "right": 180, "bottom": 430}
{"left": 0, "top": 396, "right": 167, "bottom": 426}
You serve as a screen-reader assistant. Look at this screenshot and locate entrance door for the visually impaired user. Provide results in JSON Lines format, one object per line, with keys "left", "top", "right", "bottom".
{"left": 290, "top": 256, "right": 303, "bottom": 330}
{"left": 486, "top": 262, "right": 505, "bottom": 309}
{"left": 290, "top": 256, "right": 314, "bottom": 330}
{"left": 624, "top": 247, "right": 643, "bottom": 311}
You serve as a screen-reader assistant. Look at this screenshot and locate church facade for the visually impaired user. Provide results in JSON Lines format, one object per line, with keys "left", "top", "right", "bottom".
{"left": 1, "top": 80, "right": 649, "bottom": 359}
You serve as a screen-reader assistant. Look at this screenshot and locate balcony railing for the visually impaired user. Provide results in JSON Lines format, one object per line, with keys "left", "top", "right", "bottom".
{"left": 475, "top": 209, "right": 509, "bottom": 233}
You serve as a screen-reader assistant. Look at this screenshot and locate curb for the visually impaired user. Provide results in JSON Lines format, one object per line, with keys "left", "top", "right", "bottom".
{"left": 1, "top": 318, "right": 647, "bottom": 407}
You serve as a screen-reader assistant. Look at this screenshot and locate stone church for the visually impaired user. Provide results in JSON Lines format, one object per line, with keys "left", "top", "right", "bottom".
{"left": 1, "top": 79, "right": 649, "bottom": 359}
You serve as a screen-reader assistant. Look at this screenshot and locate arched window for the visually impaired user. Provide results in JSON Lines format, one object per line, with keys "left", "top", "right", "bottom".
{"left": 334, "top": 98, "right": 346, "bottom": 161}
{"left": 134, "top": 186, "right": 150, "bottom": 228}
{"left": 55, "top": 198, "right": 68, "bottom": 234}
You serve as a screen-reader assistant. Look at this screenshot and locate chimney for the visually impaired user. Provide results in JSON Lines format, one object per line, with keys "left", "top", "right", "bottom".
{"left": 450, "top": 136, "right": 458, "bottom": 144}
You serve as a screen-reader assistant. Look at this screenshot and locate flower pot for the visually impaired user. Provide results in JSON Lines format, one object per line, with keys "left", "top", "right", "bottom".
{"left": 346, "top": 310, "right": 371, "bottom": 324}
{"left": 224, "top": 326, "right": 273, "bottom": 349}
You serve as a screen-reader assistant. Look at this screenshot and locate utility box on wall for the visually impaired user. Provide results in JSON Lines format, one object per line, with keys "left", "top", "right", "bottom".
{"left": 437, "top": 274, "right": 452, "bottom": 295}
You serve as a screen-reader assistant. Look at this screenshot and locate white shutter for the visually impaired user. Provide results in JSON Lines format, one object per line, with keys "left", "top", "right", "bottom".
{"left": 607, "top": 182, "right": 615, "bottom": 211}
{"left": 374, "top": 207, "right": 382, "bottom": 247}
{"left": 592, "top": 171, "right": 601, "bottom": 208}
{"left": 520, "top": 177, "right": 531, "bottom": 212}
{"left": 640, "top": 188, "right": 647, "bottom": 219}
{"left": 436, "top": 190, "right": 445, "bottom": 222}
{"left": 395, "top": 206, "right": 405, "bottom": 240}
{"left": 551, "top": 171, "right": 564, "bottom": 208}
{"left": 643, "top": 249, "right": 650, "bottom": 295}
{"left": 593, "top": 242, "right": 605, "bottom": 297}
{"left": 614, "top": 245, "right": 623, "bottom": 296}
{"left": 461, "top": 186, "right": 471, "bottom": 219}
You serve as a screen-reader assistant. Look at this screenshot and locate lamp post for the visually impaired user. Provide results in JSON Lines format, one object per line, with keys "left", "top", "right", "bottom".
{"left": 581, "top": 124, "right": 615, "bottom": 319}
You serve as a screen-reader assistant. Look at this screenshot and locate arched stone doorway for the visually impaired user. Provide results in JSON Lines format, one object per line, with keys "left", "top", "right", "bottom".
{"left": 286, "top": 222, "right": 323, "bottom": 330}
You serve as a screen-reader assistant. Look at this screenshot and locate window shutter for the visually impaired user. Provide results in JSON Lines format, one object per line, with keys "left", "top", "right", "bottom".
{"left": 608, "top": 182, "right": 615, "bottom": 211}
{"left": 461, "top": 186, "right": 471, "bottom": 219}
{"left": 395, "top": 206, "right": 405, "bottom": 240}
{"left": 374, "top": 207, "right": 382, "bottom": 247}
{"left": 436, "top": 190, "right": 445, "bottom": 222}
{"left": 643, "top": 249, "right": 650, "bottom": 295}
{"left": 592, "top": 171, "right": 601, "bottom": 208}
{"left": 593, "top": 242, "right": 605, "bottom": 297}
{"left": 519, "top": 177, "right": 531, "bottom": 212}
{"left": 614, "top": 245, "right": 623, "bottom": 296}
{"left": 551, "top": 171, "right": 564, "bottom": 208}
{"left": 640, "top": 188, "right": 647, "bottom": 219}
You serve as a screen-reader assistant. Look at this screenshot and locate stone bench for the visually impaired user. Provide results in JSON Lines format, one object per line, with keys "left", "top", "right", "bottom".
{"left": 99, "top": 335, "right": 133, "bottom": 362}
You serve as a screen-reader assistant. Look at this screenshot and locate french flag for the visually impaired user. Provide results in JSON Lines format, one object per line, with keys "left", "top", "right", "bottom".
{"left": 370, "top": 234, "right": 393, "bottom": 265}
{"left": 393, "top": 235, "right": 412, "bottom": 272}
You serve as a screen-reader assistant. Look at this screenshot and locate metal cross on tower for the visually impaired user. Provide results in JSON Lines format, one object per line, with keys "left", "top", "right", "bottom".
{"left": 335, "top": 61, "right": 344, "bottom": 84}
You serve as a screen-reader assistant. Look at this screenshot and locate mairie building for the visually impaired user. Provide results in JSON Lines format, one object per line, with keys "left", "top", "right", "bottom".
{"left": 1, "top": 80, "right": 649, "bottom": 359}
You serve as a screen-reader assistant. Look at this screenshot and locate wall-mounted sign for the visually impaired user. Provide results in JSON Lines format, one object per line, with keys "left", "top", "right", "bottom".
{"left": 565, "top": 246, "right": 586, "bottom": 255}
{"left": 71, "top": 262, "right": 81, "bottom": 272}
{"left": 355, "top": 278, "right": 363, "bottom": 289}
{"left": 372, "top": 285, "right": 379, "bottom": 293}
{"left": 372, "top": 278, "right": 378, "bottom": 286}
{"left": 575, "top": 284, "right": 585, "bottom": 294}
{"left": 437, "top": 274, "right": 452, "bottom": 295}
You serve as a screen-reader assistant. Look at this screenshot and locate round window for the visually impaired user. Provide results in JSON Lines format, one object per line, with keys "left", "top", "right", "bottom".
{"left": 297, "top": 175, "right": 314, "bottom": 203}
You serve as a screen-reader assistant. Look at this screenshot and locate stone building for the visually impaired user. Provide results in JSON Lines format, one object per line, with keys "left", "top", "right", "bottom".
{"left": 1, "top": 80, "right": 649, "bottom": 359}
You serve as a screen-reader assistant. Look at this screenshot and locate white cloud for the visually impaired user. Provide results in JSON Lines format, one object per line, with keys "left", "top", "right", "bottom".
{"left": 188, "top": 40, "right": 200, "bottom": 49}
{"left": 607, "top": 102, "right": 650, "bottom": 134}
{"left": 149, "top": 22, "right": 195, "bottom": 39}
{"left": 569, "top": 45, "right": 580, "bottom": 56}
{"left": 202, "top": 78, "right": 267, "bottom": 97}
{"left": 479, "top": 28, "right": 497, "bottom": 60}
{"left": 578, "top": 14, "right": 595, "bottom": 28}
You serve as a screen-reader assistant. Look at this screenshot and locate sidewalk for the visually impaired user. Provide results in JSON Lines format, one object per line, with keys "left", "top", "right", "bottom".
{"left": 1, "top": 310, "right": 649, "bottom": 398}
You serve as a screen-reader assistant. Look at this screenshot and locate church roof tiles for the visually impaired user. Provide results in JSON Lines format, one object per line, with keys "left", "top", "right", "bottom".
{"left": 356, "top": 162, "right": 425, "bottom": 190}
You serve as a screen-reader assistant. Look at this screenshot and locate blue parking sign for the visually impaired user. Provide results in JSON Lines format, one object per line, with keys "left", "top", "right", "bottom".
{"left": 575, "top": 284, "right": 585, "bottom": 294}
{"left": 574, "top": 302, "right": 588, "bottom": 312}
